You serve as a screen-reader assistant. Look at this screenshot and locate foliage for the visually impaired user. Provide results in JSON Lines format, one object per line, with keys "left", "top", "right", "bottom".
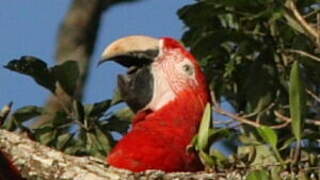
{"left": 181, "top": 0, "right": 320, "bottom": 177}
{"left": 3, "top": 56, "right": 131, "bottom": 158}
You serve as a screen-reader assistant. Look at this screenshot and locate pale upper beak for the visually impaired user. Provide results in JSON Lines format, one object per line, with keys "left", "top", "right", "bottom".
{"left": 99, "top": 35, "right": 160, "bottom": 67}
{"left": 99, "top": 35, "right": 159, "bottom": 112}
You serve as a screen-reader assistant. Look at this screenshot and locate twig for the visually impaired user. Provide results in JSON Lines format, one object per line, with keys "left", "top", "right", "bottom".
{"left": 213, "top": 119, "right": 236, "bottom": 125}
{"left": 305, "top": 119, "right": 320, "bottom": 126}
{"left": 284, "top": 49, "right": 320, "bottom": 63}
{"left": 214, "top": 107, "right": 261, "bottom": 128}
{"left": 211, "top": 91, "right": 290, "bottom": 129}
{"left": 287, "top": 0, "right": 319, "bottom": 39}
{"left": 211, "top": 91, "right": 261, "bottom": 128}
{"left": 304, "top": 8, "right": 320, "bottom": 19}
{"left": 274, "top": 110, "right": 291, "bottom": 123}
{"left": 273, "top": 110, "right": 291, "bottom": 129}
{"left": 0, "top": 102, "right": 13, "bottom": 126}
{"left": 293, "top": 140, "right": 301, "bottom": 164}
{"left": 306, "top": 89, "right": 320, "bottom": 103}
{"left": 274, "top": 110, "right": 320, "bottom": 126}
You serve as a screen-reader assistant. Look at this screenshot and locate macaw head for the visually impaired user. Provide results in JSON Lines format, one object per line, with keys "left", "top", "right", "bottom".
{"left": 100, "top": 36, "right": 210, "bottom": 172}
{"left": 99, "top": 35, "right": 209, "bottom": 114}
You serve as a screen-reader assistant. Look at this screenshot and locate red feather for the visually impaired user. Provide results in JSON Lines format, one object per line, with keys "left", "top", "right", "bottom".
{"left": 107, "top": 37, "right": 210, "bottom": 172}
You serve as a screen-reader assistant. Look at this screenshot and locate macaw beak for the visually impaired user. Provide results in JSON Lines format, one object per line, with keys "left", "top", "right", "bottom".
{"left": 99, "top": 35, "right": 160, "bottom": 67}
{"left": 99, "top": 35, "right": 160, "bottom": 112}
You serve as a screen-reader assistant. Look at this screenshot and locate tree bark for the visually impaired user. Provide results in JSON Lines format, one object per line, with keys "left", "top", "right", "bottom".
{"left": 0, "top": 129, "right": 223, "bottom": 180}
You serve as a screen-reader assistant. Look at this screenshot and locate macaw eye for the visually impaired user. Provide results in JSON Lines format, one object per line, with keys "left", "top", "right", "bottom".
{"left": 182, "top": 64, "right": 194, "bottom": 76}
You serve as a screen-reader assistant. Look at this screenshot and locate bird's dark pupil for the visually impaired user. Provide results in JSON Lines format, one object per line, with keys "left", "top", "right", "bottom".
{"left": 183, "top": 64, "right": 193, "bottom": 75}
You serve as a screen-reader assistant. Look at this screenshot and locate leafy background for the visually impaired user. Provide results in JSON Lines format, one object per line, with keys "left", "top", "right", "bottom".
{"left": 1, "top": 0, "right": 320, "bottom": 179}
{"left": 0, "top": 0, "right": 190, "bottom": 108}
{"left": 180, "top": 0, "right": 320, "bottom": 178}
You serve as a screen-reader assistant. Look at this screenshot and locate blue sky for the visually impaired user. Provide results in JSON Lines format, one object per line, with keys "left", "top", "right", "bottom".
{"left": 0, "top": 0, "right": 193, "bottom": 110}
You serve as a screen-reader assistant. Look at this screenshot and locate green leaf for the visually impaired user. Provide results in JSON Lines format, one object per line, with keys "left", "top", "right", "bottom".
{"left": 279, "top": 137, "right": 295, "bottom": 150}
{"left": 85, "top": 131, "right": 97, "bottom": 154}
{"left": 12, "top": 106, "right": 43, "bottom": 123}
{"left": 208, "top": 128, "right": 233, "bottom": 143}
{"left": 52, "top": 111, "right": 70, "bottom": 127}
{"left": 84, "top": 128, "right": 112, "bottom": 158}
{"left": 246, "top": 169, "right": 270, "bottom": 180}
{"left": 35, "top": 127, "right": 57, "bottom": 145}
{"left": 2, "top": 118, "right": 17, "bottom": 131}
{"left": 94, "top": 127, "right": 113, "bottom": 156}
{"left": 51, "top": 61, "right": 79, "bottom": 97}
{"left": 251, "top": 145, "right": 278, "bottom": 167}
{"left": 88, "top": 99, "right": 112, "bottom": 117}
{"left": 257, "top": 126, "right": 277, "bottom": 148}
{"left": 111, "top": 88, "right": 123, "bottom": 105}
{"left": 101, "top": 108, "right": 132, "bottom": 134}
{"left": 56, "top": 133, "right": 75, "bottom": 151}
{"left": 4, "top": 56, "right": 56, "bottom": 92}
{"left": 210, "top": 149, "right": 227, "bottom": 162}
{"left": 257, "top": 126, "right": 284, "bottom": 163}
{"left": 73, "top": 100, "right": 85, "bottom": 123}
{"left": 197, "top": 103, "right": 212, "bottom": 150}
{"left": 239, "top": 134, "right": 261, "bottom": 145}
{"left": 237, "top": 145, "right": 256, "bottom": 164}
{"left": 33, "top": 126, "right": 54, "bottom": 135}
{"left": 4, "top": 57, "right": 80, "bottom": 97}
{"left": 199, "top": 150, "right": 215, "bottom": 167}
{"left": 270, "top": 166, "right": 282, "bottom": 180}
{"left": 241, "top": 62, "right": 275, "bottom": 114}
{"left": 102, "top": 118, "right": 130, "bottom": 134}
{"left": 113, "top": 108, "right": 134, "bottom": 122}
{"left": 178, "top": 2, "right": 220, "bottom": 28}
{"left": 289, "top": 61, "right": 306, "bottom": 142}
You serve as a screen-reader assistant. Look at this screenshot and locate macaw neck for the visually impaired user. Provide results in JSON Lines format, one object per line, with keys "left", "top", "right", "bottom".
{"left": 132, "top": 88, "right": 209, "bottom": 141}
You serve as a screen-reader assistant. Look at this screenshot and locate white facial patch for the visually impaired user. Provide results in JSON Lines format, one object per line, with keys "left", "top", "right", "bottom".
{"left": 144, "top": 64, "right": 176, "bottom": 111}
{"left": 142, "top": 39, "right": 198, "bottom": 111}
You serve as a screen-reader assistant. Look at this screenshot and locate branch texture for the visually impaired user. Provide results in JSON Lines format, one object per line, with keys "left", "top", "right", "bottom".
{"left": 0, "top": 130, "right": 225, "bottom": 180}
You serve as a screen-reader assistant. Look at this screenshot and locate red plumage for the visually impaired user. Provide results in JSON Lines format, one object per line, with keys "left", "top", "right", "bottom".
{"left": 107, "top": 37, "right": 210, "bottom": 172}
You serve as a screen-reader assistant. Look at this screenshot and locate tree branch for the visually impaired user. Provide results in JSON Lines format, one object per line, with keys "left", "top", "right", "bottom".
{"left": 211, "top": 91, "right": 290, "bottom": 129}
{"left": 0, "top": 130, "right": 224, "bottom": 180}
{"left": 306, "top": 89, "right": 320, "bottom": 104}
{"left": 284, "top": 49, "right": 320, "bottom": 63}
{"left": 286, "top": 0, "right": 319, "bottom": 40}
{"left": 34, "top": 0, "right": 124, "bottom": 128}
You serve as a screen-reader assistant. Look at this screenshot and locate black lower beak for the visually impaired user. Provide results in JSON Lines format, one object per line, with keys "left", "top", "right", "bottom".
{"left": 117, "top": 65, "right": 153, "bottom": 112}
